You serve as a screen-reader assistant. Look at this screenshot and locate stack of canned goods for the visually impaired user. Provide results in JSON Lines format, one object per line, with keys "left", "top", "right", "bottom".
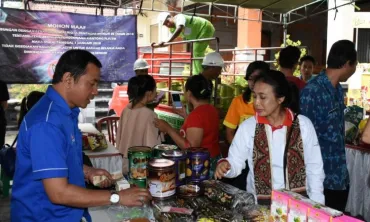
{"left": 127, "top": 145, "right": 211, "bottom": 199}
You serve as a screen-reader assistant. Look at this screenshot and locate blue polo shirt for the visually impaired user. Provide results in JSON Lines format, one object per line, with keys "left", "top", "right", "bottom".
{"left": 300, "top": 72, "right": 349, "bottom": 190}
{"left": 11, "top": 86, "right": 91, "bottom": 222}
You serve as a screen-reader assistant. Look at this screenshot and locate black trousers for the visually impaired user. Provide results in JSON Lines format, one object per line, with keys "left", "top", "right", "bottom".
{"left": 324, "top": 187, "right": 349, "bottom": 212}
{"left": 0, "top": 124, "right": 5, "bottom": 147}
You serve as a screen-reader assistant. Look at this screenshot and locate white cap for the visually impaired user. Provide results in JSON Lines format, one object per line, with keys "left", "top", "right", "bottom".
{"left": 133, "top": 59, "right": 150, "bottom": 71}
{"left": 157, "top": 12, "right": 170, "bottom": 25}
{"left": 202, "top": 52, "right": 224, "bottom": 67}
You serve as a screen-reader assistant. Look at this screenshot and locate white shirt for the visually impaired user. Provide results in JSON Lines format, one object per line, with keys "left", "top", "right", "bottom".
{"left": 225, "top": 115, "right": 325, "bottom": 204}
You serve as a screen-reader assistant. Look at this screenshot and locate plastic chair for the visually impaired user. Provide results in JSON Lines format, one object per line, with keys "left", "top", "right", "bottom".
{"left": 96, "top": 116, "right": 120, "bottom": 146}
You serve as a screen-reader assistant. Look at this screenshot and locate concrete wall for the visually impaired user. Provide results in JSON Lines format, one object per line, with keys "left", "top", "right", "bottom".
{"left": 327, "top": 0, "right": 355, "bottom": 58}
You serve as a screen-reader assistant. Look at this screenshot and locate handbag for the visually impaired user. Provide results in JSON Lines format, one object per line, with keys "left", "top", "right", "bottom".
{"left": 0, "top": 134, "right": 17, "bottom": 178}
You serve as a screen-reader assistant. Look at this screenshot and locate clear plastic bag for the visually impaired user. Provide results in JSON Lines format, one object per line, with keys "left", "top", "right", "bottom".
{"left": 240, "top": 205, "right": 270, "bottom": 221}
{"left": 201, "top": 180, "right": 255, "bottom": 210}
{"left": 107, "top": 205, "right": 151, "bottom": 222}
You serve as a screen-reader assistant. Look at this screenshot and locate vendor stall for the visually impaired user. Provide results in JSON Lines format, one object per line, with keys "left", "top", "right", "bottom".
{"left": 89, "top": 179, "right": 363, "bottom": 222}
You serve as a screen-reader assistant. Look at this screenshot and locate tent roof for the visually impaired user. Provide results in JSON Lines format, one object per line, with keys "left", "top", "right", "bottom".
{"left": 189, "top": 0, "right": 320, "bottom": 14}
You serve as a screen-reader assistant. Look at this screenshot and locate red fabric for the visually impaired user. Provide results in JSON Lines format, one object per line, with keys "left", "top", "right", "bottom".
{"left": 256, "top": 108, "right": 294, "bottom": 132}
{"left": 286, "top": 76, "right": 306, "bottom": 90}
{"left": 180, "top": 104, "right": 220, "bottom": 157}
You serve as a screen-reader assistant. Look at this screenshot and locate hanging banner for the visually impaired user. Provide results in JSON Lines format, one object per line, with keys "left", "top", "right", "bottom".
{"left": 0, "top": 8, "right": 137, "bottom": 83}
{"left": 353, "top": 12, "right": 370, "bottom": 28}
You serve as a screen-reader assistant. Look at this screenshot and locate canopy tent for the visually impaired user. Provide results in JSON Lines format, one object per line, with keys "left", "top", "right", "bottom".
{"left": 28, "top": 0, "right": 360, "bottom": 25}
{"left": 189, "top": 0, "right": 318, "bottom": 14}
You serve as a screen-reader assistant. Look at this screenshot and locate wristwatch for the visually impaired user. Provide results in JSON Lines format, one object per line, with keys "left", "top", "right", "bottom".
{"left": 110, "top": 190, "right": 120, "bottom": 205}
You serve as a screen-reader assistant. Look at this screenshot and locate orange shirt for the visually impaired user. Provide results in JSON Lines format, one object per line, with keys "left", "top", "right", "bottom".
{"left": 223, "top": 95, "right": 255, "bottom": 129}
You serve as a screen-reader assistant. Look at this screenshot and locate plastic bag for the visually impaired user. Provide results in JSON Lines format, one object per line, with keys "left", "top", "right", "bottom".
{"left": 344, "top": 105, "right": 364, "bottom": 144}
{"left": 239, "top": 205, "right": 270, "bottom": 221}
{"left": 201, "top": 180, "right": 255, "bottom": 210}
{"left": 107, "top": 205, "right": 151, "bottom": 222}
{"left": 0, "top": 144, "right": 16, "bottom": 178}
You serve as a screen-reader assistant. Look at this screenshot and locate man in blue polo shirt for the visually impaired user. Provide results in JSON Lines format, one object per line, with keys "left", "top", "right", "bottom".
{"left": 11, "top": 50, "right": 151, "bottom": 222}
{"left": 300, "top": 40, "right": 357, "bottom": 211}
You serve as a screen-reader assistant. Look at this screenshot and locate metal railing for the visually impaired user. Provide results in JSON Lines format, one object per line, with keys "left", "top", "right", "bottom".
{"left": 140, "top": 39, "right": 308, "bottom": 108}
{"left": 143, "top": 37, "right": 220, "bottom": 108}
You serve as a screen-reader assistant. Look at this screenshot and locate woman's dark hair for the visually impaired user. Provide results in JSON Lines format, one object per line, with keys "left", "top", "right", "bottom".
{"left": 243, "top": 61, "right": 270, "bottom": 103}
{"left": 254, "top": 70, "right": 299, "bottom": 113}
{"left": 299, "top": 55, "right": 316, "bottom": 65}
{"left": 327, "top": 40, "right": 357, "bottom": 69}
{"left": 18, "top": 91, "right": 45, "bottom": 128}
{"left": 185, "top": 75, "right": 212, "bottom": 100}
{"left": 52, "top": 50, "right": 102, "bottom": 84}
{"left": 127, "top": 75, "right": 156, "bottom": 107}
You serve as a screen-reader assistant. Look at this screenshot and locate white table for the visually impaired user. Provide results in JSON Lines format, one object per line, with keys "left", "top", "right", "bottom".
{"left": 345, "top": 145, "right": 370, "bottom": 221}
{"left": 79, "top": 123, "right": 123, "bottom": 174}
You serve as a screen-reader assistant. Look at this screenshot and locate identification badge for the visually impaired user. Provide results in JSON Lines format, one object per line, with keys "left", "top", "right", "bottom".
{"left": 184, "top": 27, "right": 191, "bottom": 35}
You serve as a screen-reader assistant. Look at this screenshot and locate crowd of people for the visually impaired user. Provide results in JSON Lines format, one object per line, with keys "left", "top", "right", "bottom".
{"left": 0, "top": 29, "right": 367, "bottom": 221}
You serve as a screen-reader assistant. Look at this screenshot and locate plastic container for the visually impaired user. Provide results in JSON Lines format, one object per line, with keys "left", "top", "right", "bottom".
{"left": 147, "top": 159, "right": 176, "bottom": 200}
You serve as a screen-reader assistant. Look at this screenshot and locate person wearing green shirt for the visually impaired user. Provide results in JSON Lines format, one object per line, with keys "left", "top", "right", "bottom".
{"left": 152, "top": 12, "right": 215, "bottom": 75}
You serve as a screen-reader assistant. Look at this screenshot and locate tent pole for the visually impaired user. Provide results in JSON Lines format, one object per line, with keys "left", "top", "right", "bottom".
{"left": 283, "top": 14, "right": 287, "bottom": 47}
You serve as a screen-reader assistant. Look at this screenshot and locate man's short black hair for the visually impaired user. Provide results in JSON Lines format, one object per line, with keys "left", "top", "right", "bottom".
{"left": 52, "top": 50, "right": 102, "bottom": 84}
{"left": 278, "top": 46, "right": 301, "bottom": 69}
{"left": 299, "top": 55, "right": 316, "bottom": 65}
{"left": 327, "top": 40, "right": 357, "bottom": 69}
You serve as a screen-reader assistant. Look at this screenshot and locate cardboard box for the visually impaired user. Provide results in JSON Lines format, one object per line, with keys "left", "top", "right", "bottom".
{"left": 271, "top": 190, "right": 290, "bottom": 221}
{"left": 288, "top": 198, "right": 308, "bottom": 222}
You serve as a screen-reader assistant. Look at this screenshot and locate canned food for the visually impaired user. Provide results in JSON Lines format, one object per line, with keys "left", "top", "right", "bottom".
{"left": 161, "top": 150, "right": 186, "bottom": 187}
{"left": 152, "top": 144, "right": 178, "bottom": 158}
{"left": 186, "top": 148, "right": 210, "bottom": 182}
{"left": 128, "top": 146, "right": 152, "bottom": 179}
{"left": 130, "top": 178, "right": 147, "bottom": 189}
{"left": 148, "top": 159, "right": 176, "bottom": 199}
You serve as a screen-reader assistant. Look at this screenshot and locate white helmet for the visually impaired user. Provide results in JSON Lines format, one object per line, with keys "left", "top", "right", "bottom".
{"left": 157, "top": 12, "right": 170, "bottom": 25}
{"left": 133, "top": 58, "right": 150, "bottom": 71}
{"left": 202, "top": 52, "right": 224, "bottom": 67}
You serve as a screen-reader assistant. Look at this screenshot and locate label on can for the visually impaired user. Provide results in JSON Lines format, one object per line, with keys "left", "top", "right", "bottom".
{"left": 130, "top": 178, "right": 147, "bottom": 189}
{"left": 186, "top": 148, "right": 210, "bottom": 182}
{"left": 148, "top": 170, "right": 176, "bottom": 198}
{"left": 162, "top": 150, "right": 186, "bottom": 186}
{"left": 128, "top": 147, "right": 152, "bottom": 179}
